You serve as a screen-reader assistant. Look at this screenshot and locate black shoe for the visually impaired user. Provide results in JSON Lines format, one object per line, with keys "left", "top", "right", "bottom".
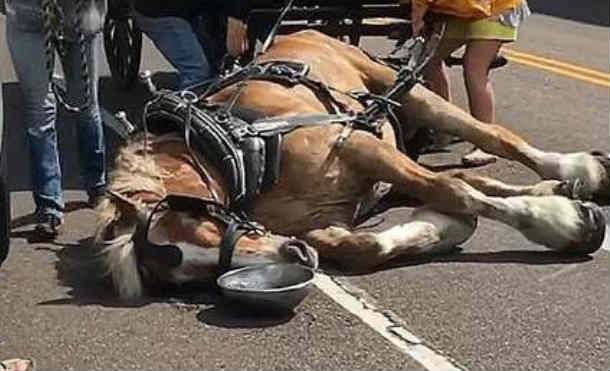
{"left": 35, "top": 213, "right": 63, "bottom": 238}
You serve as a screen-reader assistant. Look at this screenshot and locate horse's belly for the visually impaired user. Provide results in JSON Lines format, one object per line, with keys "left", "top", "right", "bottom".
{"left": 252, "top": 195, "right": 358, "bottom": 236}
{"left": 250, "top": 125, "right": 391, "bottom": 235}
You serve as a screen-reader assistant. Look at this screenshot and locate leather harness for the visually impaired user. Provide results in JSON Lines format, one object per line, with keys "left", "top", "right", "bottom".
{"left": 132, "top": 23, "right": 443, "bottom": 272}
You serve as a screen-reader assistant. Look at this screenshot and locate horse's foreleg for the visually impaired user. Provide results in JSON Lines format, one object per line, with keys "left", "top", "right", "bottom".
{"left": 402, "top": 85, "right": 609, "bottom": 203}
{"left": 342, "top": 133, "right": 606, "bottom": 254}
{"left": 445, "top": 170, "right": 573, "bottom": 198}
{"left": 304, "top": 207, "right": 476, "bottom": 269}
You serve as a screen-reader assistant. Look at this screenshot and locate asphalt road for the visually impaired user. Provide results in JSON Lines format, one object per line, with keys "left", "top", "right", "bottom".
{"left": 1, "top": 7, "right": 608, "bottom": 371}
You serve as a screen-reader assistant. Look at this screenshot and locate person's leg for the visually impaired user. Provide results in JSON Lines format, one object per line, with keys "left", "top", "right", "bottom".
{"left": 59, "top": 32, "right": 107, "bottom": 206}
{"left": 194, "top": 13, "right": 226, "bottom": 76}
{"left": 421, "top": 20, "right": 467, "bottom": 150}
{"left": 6, "top": 15, "right": 64, "bottom": 234}
{"left": 132, "top": 12, "right": 213, "bottom": 89}
{"left": 461, "top": 39, "right": 503, "bottom": 166}
{"left": 463, "top": 40, "right": 502, "bottom": 122}
{"left": 424, "top": 35, "right": 465, "bottom": 102}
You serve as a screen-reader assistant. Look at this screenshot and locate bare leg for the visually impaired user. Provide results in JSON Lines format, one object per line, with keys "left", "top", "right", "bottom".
{"left": 423, "top": 38, "right": 465, "bottom": 148}
{"left": 424, "top": 38, "right": 464, "bottom": 102}
{"left": 460, "top": 40, "right": 503, "bottom": 166}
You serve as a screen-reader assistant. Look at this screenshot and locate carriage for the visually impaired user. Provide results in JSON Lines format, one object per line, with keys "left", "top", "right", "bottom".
{"left": 103, "top": 0, "right": 421, "bottom": 90}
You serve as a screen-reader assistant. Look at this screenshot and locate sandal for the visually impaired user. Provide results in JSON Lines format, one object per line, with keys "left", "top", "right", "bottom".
{"left": 0, "top": 359, "right": 35, "bottom": 371}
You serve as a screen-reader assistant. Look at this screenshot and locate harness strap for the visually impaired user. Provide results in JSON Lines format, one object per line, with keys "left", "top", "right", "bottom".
{"left": 249, "top": 113, "right": 357, "bottom": 137}
{"left": 218, "top": 221, "right": 251, "bottom": 272}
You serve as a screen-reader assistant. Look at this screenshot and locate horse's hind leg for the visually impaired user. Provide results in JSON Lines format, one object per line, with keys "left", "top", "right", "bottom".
{"left": 444, "top": 170, "right": 573, "bottom": 198}
{"left": 349, "top": 52, "right": 608, "bottom": 204}
{"left": 304, "top": 207, "right": 476, "bottom": 269}
{"left": 341, "top": 132, "right": 606, "bottom": 254}
{"left": 401, "top": 85, "right": 609, "bottom": 204}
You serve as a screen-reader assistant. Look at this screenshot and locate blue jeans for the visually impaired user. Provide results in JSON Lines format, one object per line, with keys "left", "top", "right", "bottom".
{"left": 6, "top": 3, "right": 106, "bottom": 219}
{"left": 133, "top": 12, "right": 216, "bottom": 89}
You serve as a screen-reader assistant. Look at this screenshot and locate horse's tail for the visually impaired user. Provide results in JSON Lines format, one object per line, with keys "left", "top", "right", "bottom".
{"left": 94, "top": 195, "right": 144, "bottom": 299}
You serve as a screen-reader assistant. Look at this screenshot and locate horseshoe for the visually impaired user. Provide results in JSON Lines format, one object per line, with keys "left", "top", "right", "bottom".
{"left": 590, "top": 150, "right": 610, "bottom": 205}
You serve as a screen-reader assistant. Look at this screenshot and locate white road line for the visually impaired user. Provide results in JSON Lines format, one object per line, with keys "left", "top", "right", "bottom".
{"left": 538, "top": 264, "right": 581, "bottom": 283}
{"left": 313, "top": 273, "right": 466, "bottom": 371}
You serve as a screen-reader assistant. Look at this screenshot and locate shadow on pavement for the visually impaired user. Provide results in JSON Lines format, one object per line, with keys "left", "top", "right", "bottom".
{"left": 322, "top": 247, "right": 593, "bottom": 276}
{"left": 528, "top": 0, "right": 609, "bottom": 27}
{"left": 377, "top": 248, "right": 594, "bottom": 274}
{"left": 34, "top": 233, "right": 296, "bottom": 327}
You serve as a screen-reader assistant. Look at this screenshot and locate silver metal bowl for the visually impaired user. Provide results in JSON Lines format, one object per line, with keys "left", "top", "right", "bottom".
{"left": 217, "top": 263, "right": 315, "bottom": 312}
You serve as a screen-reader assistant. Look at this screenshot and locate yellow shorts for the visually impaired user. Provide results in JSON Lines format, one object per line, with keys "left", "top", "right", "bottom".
{"left": 444, "top": 17, "right": 518, "bottom": 42}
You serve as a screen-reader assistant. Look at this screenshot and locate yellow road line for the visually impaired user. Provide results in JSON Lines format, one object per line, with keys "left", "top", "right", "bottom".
{"left": 502, "top": 48, "right": 610, "bottom": 88}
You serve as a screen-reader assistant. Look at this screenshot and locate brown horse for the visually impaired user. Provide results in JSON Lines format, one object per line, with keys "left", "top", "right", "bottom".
{"left": 96, "top": 30, "right": 608, "bottom": 299}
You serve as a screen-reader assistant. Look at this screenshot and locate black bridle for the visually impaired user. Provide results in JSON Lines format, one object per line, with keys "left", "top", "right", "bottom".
{"left": 137, "top": 194, "right": 265, "bottom": 273}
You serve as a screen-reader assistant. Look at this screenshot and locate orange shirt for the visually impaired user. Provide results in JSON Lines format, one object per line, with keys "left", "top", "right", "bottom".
{"left": 408, "top": 0, "right": 522, "bottom": 19}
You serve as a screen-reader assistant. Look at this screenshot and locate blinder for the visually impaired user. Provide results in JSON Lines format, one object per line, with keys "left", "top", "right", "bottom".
{"left": 134, "top": 194, "right": 266, "bottom": 274}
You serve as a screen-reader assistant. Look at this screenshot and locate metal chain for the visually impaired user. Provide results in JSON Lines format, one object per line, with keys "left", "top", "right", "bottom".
{"left": 42, "top": 0, "right": 60, "bottom": 86}
{"left": 42, "top": 0, "right": 93, "bottom": 113}
{"left": 73, "top": 0, "right": 92, "bottom": 109}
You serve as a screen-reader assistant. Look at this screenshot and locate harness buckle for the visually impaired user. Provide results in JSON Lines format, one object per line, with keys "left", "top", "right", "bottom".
{"left": 215, "top": 111, "right": 230, "bottom": 125}
{"left": 231, "top": 125, "right": 257, "bottom": 141}
{"left": 180, "top": 90, "right": 199, "bottom": 105}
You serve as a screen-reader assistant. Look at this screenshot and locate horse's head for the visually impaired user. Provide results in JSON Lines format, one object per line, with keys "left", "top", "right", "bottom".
{"left": 97, "top": 188, "right": 318, "bottom": 300}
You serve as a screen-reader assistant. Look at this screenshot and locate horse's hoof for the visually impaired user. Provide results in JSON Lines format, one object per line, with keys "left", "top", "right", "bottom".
{"left": 569, "top": 200, "right": 607, "bottom": 255}
{"left": 590, "top": 150, "right": 610, "bottom": 205}
{"left": 556, "top": 179, "right": 589, "bottom": 200}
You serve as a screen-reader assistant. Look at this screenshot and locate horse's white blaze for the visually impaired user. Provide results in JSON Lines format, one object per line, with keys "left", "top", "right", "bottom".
{"left": 169, "top": 243, "right": 279, "bottom": 283}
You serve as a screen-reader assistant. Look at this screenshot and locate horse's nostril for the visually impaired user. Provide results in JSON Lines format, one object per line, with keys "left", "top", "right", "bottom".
{"left": 281, "top": 239, "right": 319, "bottom": 269}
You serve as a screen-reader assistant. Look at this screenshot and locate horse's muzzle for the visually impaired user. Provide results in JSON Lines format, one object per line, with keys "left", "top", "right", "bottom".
{"left": 280, "top": 238, "right": 319, "bottom": 269}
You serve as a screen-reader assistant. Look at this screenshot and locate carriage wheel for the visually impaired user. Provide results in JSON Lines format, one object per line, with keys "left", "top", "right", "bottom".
{"left": 103, "top": 16, "right": 143, "bottom": 91}
{"left": 0, "top": 87, "right": 9, "bottom": 267}
{"left": 0, "top": 170, "right": 9, "bottom": 267}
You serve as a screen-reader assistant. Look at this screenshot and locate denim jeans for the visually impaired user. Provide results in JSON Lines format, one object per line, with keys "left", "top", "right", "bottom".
{"left": 132, "top": 11, "right": 216, "bottom": 89}
{"left": 6, "top": 2, "right": 106, "bottom": 219}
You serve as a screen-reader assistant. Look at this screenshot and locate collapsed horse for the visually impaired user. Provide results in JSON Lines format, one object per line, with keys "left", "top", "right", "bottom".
{"left": 95, "top": 30, "right": 609, "bottom": 300}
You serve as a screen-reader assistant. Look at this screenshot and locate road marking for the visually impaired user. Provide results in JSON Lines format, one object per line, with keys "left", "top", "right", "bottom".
{"left": 314, "top": 273, "right": 465, "bottom": 371}
{"left": 502, "top": 48, "right": 610, "bottom": 88}
{"left": 602, "top": 225, "right": 610, "bottom": 252}
{"left": 538, "top": 264, "right": 581, "bottom": 283}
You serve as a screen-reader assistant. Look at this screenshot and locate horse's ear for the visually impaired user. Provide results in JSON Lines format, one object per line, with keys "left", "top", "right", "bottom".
{"left": 106, "top": 190, "right": 142, "bottom": 219}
